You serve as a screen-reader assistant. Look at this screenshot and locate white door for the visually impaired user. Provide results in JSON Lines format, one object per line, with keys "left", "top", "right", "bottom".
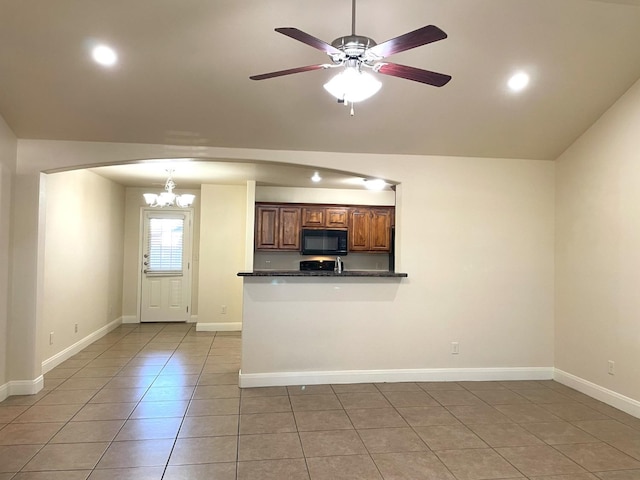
{"left": 140, "top": 210, "right": 192, "bottom": 322}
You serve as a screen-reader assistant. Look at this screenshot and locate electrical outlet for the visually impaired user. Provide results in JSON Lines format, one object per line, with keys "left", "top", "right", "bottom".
{"left": 74, "top": 323, "right": 78, "bottom": 334}
{"left": 49, "top": 332, "right": 54, "bottom": 345}
{"left": 608, "top": 360, "right": 615, "bottom": 375}
{"left": 451, "top": 342, "right": 460, "bottom": 355}
{"left": 221, "top": 305, "right": 227, "bottom": 314}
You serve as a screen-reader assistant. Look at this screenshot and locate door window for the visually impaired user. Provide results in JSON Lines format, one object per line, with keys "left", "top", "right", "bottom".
{"left": 146, "top": 217, "right": 184, "bottom": 276}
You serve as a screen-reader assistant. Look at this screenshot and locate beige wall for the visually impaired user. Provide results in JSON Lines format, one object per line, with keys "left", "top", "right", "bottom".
{"left": 244, "top": 156, "right": 555, "bottom": 379}
{"left": 556, "top": 78, "right": 640, "bottom": 401}
{"left": 256, "top": 186, "right": 395, "bottom": 205}
{"left": 42, "top": 170, "right": 125, "bottom": 362}
{"left": 10, "top": 140, "right": 555, "bottom": 392}
{"left": 198, "top": 184, "right": 247, "bottom": 326}
{"left": 122, "top": 187, "right": 201, "bottom": 321}
{"left": 0, "top": 114, "right": 17, "bottom": 391}
{"left": 395, "top": 156, "right": 555, "bottom": 368}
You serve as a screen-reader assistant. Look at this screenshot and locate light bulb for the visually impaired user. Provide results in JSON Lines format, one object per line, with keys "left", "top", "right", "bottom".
{"left": 364, "top": 179, "right": 386, "bottom": 190}
{"left": 324, "top": 68, "right": 382, "bottom": 103}
{"left": 92, "top": 45, "right": 118, "bottom": 67}
{"left": 143, "top": 193, "right": 158, "bottom": 206}
{"left": 177, "top": 194, "right": 195, "bottom": 207}
{"left": 508, "top": 72, "right": 530, "bottom": 92}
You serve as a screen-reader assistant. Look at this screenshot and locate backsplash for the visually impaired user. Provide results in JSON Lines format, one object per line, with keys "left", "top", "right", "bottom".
{"left": 254, "top": 252, "right": 391, "bottom": 271}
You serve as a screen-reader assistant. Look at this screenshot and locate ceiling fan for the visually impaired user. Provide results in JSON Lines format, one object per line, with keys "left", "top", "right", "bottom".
{"left": 250, "top": 0, "right": 451, "bottom": 112}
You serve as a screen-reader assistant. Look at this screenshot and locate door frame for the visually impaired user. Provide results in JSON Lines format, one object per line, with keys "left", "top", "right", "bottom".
{"left": 136, "top": 207, "right": 194, "bottom": 323}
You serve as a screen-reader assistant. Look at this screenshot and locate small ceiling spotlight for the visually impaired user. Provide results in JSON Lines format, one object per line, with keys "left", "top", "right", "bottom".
{"left": 364, "top": 178, "right": 386, "bottom": 190}
{"left": 311, "top": 172, "right": 322, "bottom": 182}
{"left": 92, "top": 44, "right": 118, "bottom": 67}
{"left": 508, "top": 71, "right": 530, "bottom": 92}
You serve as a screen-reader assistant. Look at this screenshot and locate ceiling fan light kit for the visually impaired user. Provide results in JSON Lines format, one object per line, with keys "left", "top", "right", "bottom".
{"left": 143, "top": 170, "right": 195, "bottom": 208}
{"left": 323, "top": 66, "right": 382, "bottom": 104}
{"left": 250, "top": 0, "right": 451, "bottom": 113}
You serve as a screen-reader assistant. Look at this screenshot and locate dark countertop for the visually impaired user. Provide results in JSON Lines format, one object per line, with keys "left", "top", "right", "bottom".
{"left": 237, "top": 270, "right": 408, "bottom": 278}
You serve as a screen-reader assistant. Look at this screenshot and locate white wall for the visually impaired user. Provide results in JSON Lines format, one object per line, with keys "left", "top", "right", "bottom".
{"left": 122, "top": 187, "right": 201, "bottom": 321}
{"left": 556, "top": 78, "right": 640, "bottom": 402}
{"left": 42, "top": 170, "right": 125, "bottom": 363}
{"left": 197, "top": 184, "right": 247, "bottom": 329}
{"left": 0, "top": 114, "right": 17, "bottom": 394}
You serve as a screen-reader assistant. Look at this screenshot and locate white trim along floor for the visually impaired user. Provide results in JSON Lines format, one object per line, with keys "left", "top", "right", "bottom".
{"left": 1, "top": 322, "right": 639, "bottom": 479}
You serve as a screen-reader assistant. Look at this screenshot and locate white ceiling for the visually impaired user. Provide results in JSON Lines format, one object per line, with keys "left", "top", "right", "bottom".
{"left": 1, "top": 0, "right": 640, "bottom": 187}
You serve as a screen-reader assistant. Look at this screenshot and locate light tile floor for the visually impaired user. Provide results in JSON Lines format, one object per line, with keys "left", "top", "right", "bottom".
{"left": 1, "top": 323, "right": 640, "bottom": 479}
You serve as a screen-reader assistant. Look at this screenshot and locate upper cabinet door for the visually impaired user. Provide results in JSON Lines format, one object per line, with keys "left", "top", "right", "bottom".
{"left": 255, "top": 206, "right": 280, "bottom": 249}
{"left": 279, "top": 207, "right": 302, "bottom": 250}
{"left": 326, "top": 208, "right": 348, "bottom": 228}
{"left": 348, "top": 208, "right": 371, "bottom": 251}
{"left": 369, "top": 208, "right": 392, "bottom": 251}
{"left": 302, "top": 207, "right": 325, "bottom": 227}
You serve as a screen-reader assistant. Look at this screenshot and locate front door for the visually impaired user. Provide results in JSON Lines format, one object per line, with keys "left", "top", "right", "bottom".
{"left": 140, "top": 210, "right": 192, "bottom": 322}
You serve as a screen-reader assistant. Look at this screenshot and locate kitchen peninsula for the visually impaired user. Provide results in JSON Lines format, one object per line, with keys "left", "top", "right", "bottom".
{"left": 239, "top": 193, "right": 409, "bottom": 387}
{"left": 238, "top": 271, "right": 408, "bottom": 388}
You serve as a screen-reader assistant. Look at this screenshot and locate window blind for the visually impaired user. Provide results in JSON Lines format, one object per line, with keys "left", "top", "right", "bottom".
{"left": 146, "top": 217, "right": 184, "bottom": 275}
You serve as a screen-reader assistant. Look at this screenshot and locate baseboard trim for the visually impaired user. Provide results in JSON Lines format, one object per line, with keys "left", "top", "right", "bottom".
{"left": 41, "top": 317, "right": 123, "bottom": 374}
{"left": 121, "top": 315, "right": 139, "bottom": 324}
{"left": 196, "top": 322, "right": 242, "bottom": 332}
{"left": 554, "top": 369, "right": 640, "bottom": 418}
{"left": 0, "top": 376, "right": 44, "bottom": 401}
{"left": 239, "top": 367, "right": 554, "bottom": 388}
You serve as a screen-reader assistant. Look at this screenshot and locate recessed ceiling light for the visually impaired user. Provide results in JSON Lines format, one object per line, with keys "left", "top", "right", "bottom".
{"left": 364, "top": 179, "right": 386, "bottom": 190}
{"left": 92, "top": 44, "right": 118, "bottom": 67}
{"left": 311, "top": 172, "right": 322, "bottom": 182}
{"left": 508, "top": 71, "right": 530, "bottom": 92}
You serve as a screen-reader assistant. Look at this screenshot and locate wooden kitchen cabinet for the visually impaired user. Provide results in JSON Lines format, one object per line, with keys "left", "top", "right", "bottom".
{"left": 302, "top": 206, "right": 348, "bottom": 228}
{"left": 325, "top": 207, "right": 348, "bottom": 227}
{"left": 256, "top": 203, "right": 393, "bottom": 252}
{"left": 301, "top": 207, "right": 325, "bottom": 227}
{"left": 255, "top": 205, "right": 301, "bottom": 250}
{"left": 348, "top": 207, "right": 393, "bottom": 252}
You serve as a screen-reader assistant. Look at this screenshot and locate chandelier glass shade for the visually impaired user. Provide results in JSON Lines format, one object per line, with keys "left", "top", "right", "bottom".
{"left": 323, "top": 66, "right": 382, "bottom": 103}
{"left": 143, "top": 171, "right": 195, "bottom": 208}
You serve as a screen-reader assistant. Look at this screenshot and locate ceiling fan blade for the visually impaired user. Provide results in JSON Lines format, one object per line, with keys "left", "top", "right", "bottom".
{"left": 275, "top": 27, "right": 342, "bottom": 55}
{"left": 376, "top": 62, "right": 451, "bottom": 87}
{"left": 368, "top": 25, "right": 447, "bottom": 58}
{"left": 250, "top": 64, "right": 328, "bottom": 81}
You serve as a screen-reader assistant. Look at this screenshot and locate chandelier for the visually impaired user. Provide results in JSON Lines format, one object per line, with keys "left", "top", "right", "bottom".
{"left": 143, "top": 170, "right": 195, "bottom": 208}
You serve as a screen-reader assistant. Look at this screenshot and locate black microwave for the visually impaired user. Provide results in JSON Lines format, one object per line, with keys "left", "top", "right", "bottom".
{"left": 301, "top": 229, "right": 348, "bottom": 255}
